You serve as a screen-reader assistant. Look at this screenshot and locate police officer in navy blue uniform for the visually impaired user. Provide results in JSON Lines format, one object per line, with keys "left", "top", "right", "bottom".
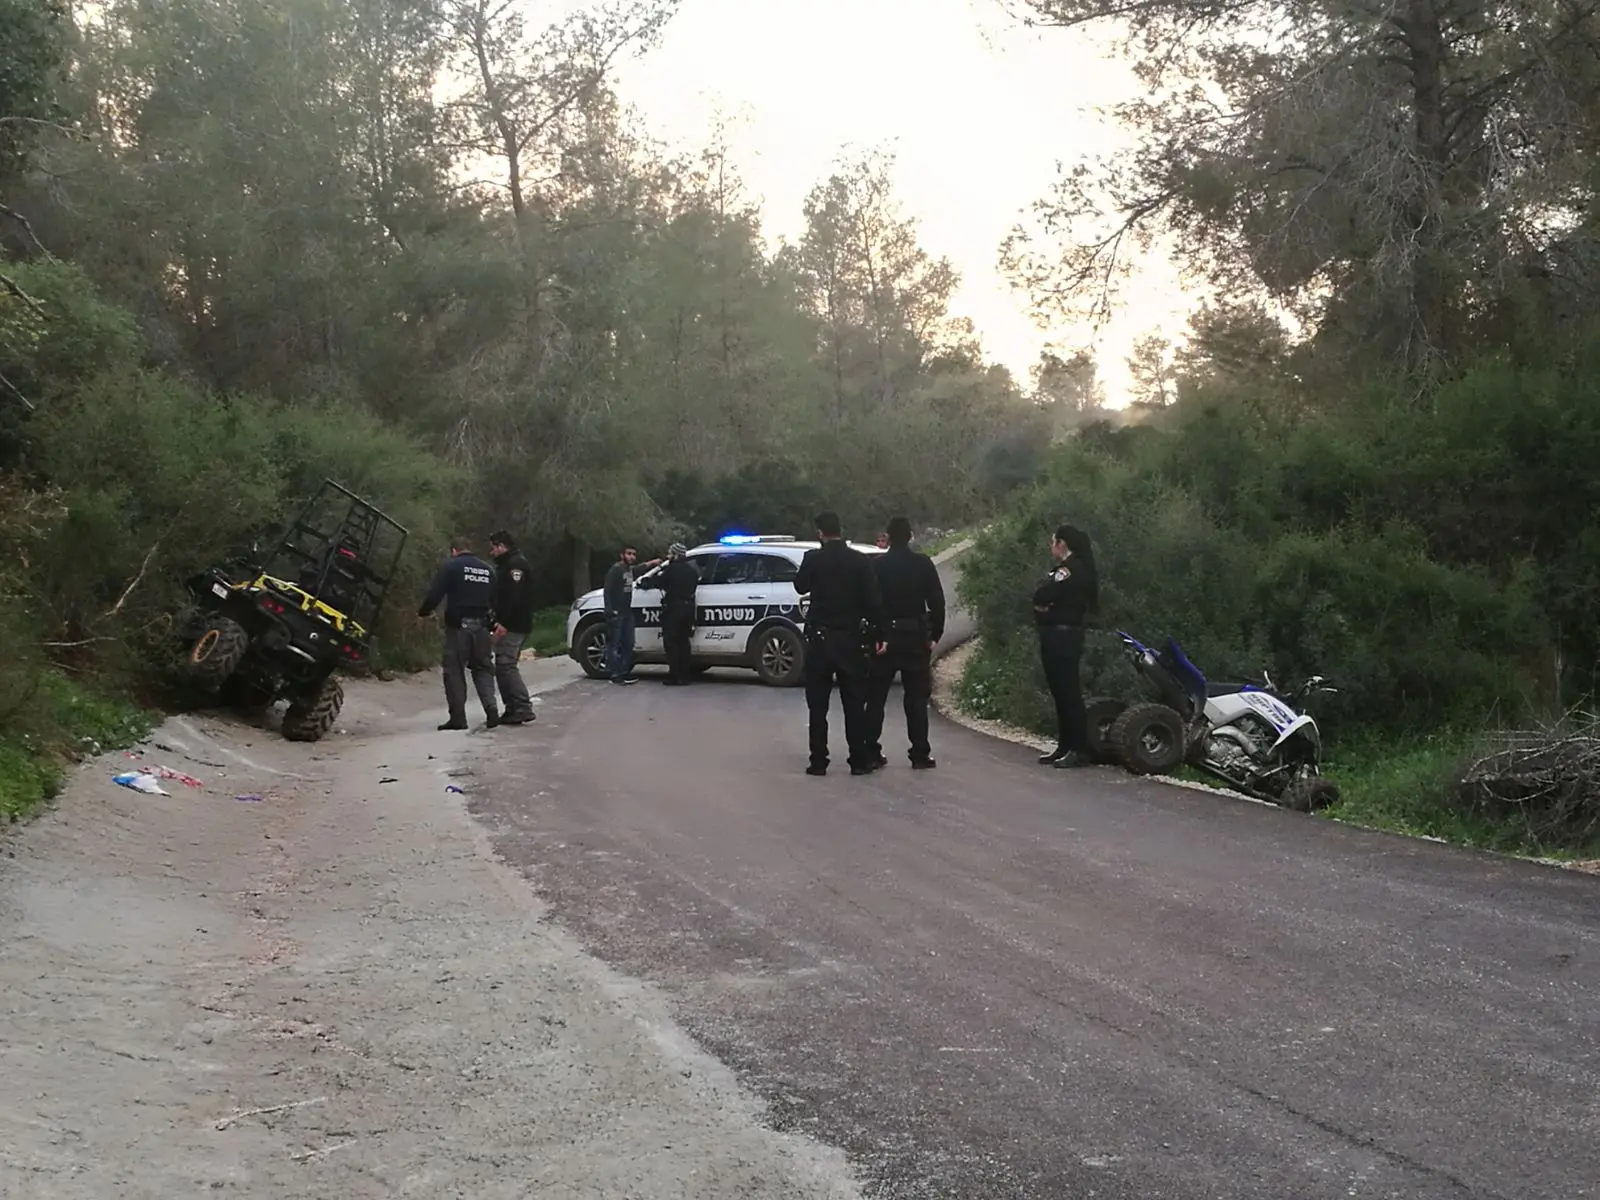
{"left": 795, "top": 511, "right": 884, "bottom": 776}
{"left": 863, "top": 516, "right": 945, "bottom": 770}
{"left": 418, "top": 536, "right": 501, "bottom": 731}
{"left": 1034, "top": 524, "right": 1098, "bottom": 767}
{"left": 656, "top": 542, "right": 700, "bottom": 686}
{"left": 488, "top": 529, "right": 537, "bottom": 724}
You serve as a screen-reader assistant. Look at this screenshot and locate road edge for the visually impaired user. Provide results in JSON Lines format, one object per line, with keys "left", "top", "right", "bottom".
{"left": 930, "top": 638, "right": 1600, "bottom": 878}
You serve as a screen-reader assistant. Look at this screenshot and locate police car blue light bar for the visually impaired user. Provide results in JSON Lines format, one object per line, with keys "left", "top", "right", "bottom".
{"left": 719, "top": 534, "right": 761, "bottom": 544}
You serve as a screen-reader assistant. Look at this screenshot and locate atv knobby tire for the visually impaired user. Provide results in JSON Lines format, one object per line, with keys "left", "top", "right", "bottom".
{"left": 1084, "top": 696, "right": 1127, "bottom": 764}
{"left": 184, "top": 616, "right": 249, "bottom": 687}
{"left": 282, "top": 676, "right": 344, "bottom": 743}
{"left": 1111, "top": 702, "right": 1187, "bottom": 775}
{"left": 1281, "top": 777, "right": 1340, "bottom": 813}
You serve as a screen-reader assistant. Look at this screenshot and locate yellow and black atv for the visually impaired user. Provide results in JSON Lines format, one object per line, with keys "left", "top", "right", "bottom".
{"left": 177, "top": 481, "right": 408, "bottom": 742}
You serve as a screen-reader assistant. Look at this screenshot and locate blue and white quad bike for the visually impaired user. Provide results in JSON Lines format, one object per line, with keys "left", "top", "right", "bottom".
{"left": 1094, "top": 632, "right": 1341, "bottom": 813}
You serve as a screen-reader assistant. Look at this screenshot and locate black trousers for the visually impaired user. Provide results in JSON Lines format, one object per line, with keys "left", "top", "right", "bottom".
{"left": 1038, "top": 624, "right": 1087, "bottom": 753}
{"left": 804, "top": 627, "right": 871, "bottom": 769}
{"left": 663, "top": 602, "right": 695, "bottom": 683}
{"left": 443, "top": 620, "right": 499, "bottom": 725}
{"left": 865, "top": 630, "right": 933, "bottom": 762}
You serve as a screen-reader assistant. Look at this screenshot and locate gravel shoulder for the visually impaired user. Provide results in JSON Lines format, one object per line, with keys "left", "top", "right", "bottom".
{"left": 0, "top": 659, "right": 860, "bottom": 1199}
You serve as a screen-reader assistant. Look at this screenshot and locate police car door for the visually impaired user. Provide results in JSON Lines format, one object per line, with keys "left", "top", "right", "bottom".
{"left": 691, "top": 552, "right": 770, "bottom": 656}
{"left": 630, "top": 563, "right": 666, "bottom": 657}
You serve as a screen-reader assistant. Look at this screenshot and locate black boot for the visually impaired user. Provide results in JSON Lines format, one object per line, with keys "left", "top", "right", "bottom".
{"left": 1039, "top": 746, "right": 1068, "bottom": 764}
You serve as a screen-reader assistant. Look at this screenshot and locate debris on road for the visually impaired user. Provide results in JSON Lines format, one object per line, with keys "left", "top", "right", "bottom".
{"left": 112, "top": 772, "right": 169, "bottom": 796}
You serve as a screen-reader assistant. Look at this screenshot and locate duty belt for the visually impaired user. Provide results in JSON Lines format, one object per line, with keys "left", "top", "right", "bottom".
{"left": 886, "top": 616, "right": 928, "bottom": 633}
{"left": 456, "top": 616, "right": 489, "bottom": 629}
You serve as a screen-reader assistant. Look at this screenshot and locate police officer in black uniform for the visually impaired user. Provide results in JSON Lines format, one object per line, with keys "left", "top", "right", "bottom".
{"left": 863, "top": 516, "right": 945, "bottom": 770}
{"left": 795, "top": 511, "right": 884, "bottom": 776}
{"left": 1034, "top": 523, "right": 1099, "bottom": 767}
{"left": 418, "top": 536, "right": 501, "bottom": 731}
{"left": 657, "top": 542, "right": 700, "bottom": 686}
{"left": 488, "top": 529, "right": 537, "bottom": 724}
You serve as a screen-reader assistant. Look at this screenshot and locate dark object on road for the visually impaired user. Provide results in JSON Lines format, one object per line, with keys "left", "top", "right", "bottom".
{"left": 1111, "top": 630, "right": 1339, "bottom": 811}
{"left": 1034, "top": 524, "right": 1098, "bottom": 768}
{"left": 864, "top": 517, "right": 945, "bottom": 768}
{"left": 796, "top": 511, "right": 884, "bottom": 775}
{"left": 176, "top": 480, "right": 407, "bottom": 743}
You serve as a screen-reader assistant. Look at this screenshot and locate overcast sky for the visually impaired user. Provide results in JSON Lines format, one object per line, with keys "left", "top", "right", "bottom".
{"left": 608, "top": 0, "right": 1191, "bottom": 403}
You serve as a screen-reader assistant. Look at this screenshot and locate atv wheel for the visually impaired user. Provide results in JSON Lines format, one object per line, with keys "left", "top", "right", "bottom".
{"left": 1111, "top": 703, "right": 1186, "bottom": 775}
{"left": 752, "top": 625, "right": 804, "bottom": 687}
{"left": 1281, "top": 777, "right": 1340, "bottom": 813}
{"left": 184, "top": 616, "right": 249, "bottom": 687}
{"left": 282, "top": 676, "right": 343, "bottom": 743}
{"left": 574, "top": 620, "right": 609, "bottom": 680}
{"left": 1084, "top": 696, "right": 1127, "bottom": 764}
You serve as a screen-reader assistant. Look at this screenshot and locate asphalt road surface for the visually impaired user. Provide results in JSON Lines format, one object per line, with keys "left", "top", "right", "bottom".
{"left": 469, "top": 652, "right": 1600, "bottom": 1199}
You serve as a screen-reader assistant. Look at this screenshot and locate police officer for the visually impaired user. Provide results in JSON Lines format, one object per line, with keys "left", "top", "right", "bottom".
{"left": 795, "top": 511, "right": 884, "bottom": 776}
{"left": 1034, "top": 523, "right": 1099, "bottom": 767}
{"left": 863, "top": 516, "right": 945, "bottom": 770}
{"left": 488, "top": 529, "right": 537, "bottom": 724}
{"left": 418, "top": 536, "right": 501, "bottom": 731}
{"left": 656, "top": 542, "right": 699, "bottom": 686}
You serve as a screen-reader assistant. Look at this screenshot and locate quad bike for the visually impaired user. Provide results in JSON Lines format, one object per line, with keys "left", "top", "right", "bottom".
{"left": 1091, "top": 631, "right": 1341, "bottom": 813}
{"left": 175, "top": 480, "right": 408, "bottom": 743}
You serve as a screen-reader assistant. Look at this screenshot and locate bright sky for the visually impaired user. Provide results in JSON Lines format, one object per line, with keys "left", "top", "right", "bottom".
{"left": 611, "top": 0, "right": 1193, "bottom": 404}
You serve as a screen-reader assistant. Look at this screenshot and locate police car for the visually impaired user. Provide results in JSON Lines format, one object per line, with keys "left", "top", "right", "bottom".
{"left": 565, "top": 534, "right": 887, "bottom": 686}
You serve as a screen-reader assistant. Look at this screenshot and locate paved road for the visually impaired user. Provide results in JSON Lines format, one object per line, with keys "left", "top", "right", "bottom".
{"left": 477, "top": 662, "right": 1600, "bottom": 1197}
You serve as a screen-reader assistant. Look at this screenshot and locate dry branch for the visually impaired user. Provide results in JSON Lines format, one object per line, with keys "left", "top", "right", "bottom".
{"left": 102, "top": 542, "right": 161, "bottom": 621}
{"left": 1453, "top": 715, "right": 1600, "bottom": 845}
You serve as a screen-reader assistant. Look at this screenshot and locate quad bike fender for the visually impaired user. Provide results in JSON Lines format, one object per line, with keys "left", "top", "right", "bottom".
{"left": 1270, "top": 715, "right": 1321, "bottom": 754}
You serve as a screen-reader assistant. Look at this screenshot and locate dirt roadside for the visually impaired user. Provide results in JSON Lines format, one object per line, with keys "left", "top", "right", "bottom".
{"left": 0, "top": 660, "right": 860, "bottom": 1199}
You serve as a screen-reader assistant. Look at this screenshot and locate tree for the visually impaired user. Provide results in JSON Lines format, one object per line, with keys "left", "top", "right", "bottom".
{"left": 0, "top": 0, "right": 70, "bottom": 407}
{"left": 1125, "top": 332, "right": 1174, "bottom": 409}
{"left": 1031, "top": 348, "right": 1105, "bottom": 434}
{"left": 783, "top": 150, "right": 962, "bottom": 426}
{"left": 443, "top": 0, "right": 678, "bottom": 220}
{"left": 1006, "top": 0, "right": 1600, "bottom": 375}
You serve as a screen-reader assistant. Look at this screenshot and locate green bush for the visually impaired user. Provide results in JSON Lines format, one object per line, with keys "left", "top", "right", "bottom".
{"left": 959, "top": 357, "right": 1567, "bottom": 749}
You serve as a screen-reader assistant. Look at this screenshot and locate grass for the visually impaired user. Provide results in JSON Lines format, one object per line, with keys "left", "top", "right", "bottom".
{"left": 528, "top": 605, "right": 571, "bottom": 658}
{"left": 0, "top": 669, "right": 157, "bottom": 823}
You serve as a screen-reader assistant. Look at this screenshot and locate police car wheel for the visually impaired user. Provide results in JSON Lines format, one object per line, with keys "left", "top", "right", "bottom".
{"left": 575, "top": 621, "right": 609, "bottom": 680}
{"left": 752, "top": 625, "right": 804, "bottom": 687}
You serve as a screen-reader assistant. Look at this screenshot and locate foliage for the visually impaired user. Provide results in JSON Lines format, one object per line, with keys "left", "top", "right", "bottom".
{"left": 958, "top": 339, "right": 1597, "bottom": 752}
{"left": 1009, "top": 1, "right": 1600, "bottom": 373}
{"left": 0, "top": 0, "right": 1049, "bottom": 813}
{"left": 0, "top": 668, "right": 155, "bottom": 823}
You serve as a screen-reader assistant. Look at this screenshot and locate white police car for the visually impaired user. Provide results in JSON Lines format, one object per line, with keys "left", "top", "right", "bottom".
{"left": 565, "top": 534, "right": 887, "bottom": 686}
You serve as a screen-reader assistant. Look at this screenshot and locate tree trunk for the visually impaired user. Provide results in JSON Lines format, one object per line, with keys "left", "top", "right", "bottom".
{"left": 569, "top": 532, "right": 592, "bottom": 598}
{"left": 1403, "top": 0, "right": 1450, "bottom": 375}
